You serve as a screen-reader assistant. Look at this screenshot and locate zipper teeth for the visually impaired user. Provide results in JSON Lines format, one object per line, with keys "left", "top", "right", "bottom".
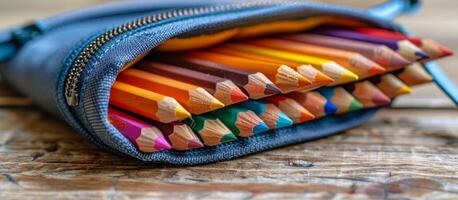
{"left": 64, "top": 1, "right": 294, "bottom": 107}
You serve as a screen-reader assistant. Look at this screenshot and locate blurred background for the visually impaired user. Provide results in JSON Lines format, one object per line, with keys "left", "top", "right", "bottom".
{"left": 0, "top": 0, "right": 456, "bottom": 107}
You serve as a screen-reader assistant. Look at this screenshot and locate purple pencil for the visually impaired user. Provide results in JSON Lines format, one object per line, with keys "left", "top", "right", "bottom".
{"left": 108, "top": 107, "right": 172, "bottom": 153}
{"left": 314, "top": 28, "right": 430, "bottom": 62}
{"left": 280, "top": 34, "right": 411, "bottom": 70}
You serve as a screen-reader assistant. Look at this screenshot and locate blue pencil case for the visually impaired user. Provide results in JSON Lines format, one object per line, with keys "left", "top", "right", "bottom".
{"left": 0, "top": 0, "right": 457, "bottom": 165}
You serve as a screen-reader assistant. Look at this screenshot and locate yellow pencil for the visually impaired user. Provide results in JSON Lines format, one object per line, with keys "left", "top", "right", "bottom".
{"left": 221, "top": 43, "right": 359, "bottom": 84}
{"left": 185, "top": 51, "right": 311, "bottom": 93}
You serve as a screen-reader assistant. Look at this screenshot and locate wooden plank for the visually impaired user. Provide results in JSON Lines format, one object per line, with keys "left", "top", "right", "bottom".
{"left": 0, "top": 1, "right": 457, "bottom": 199}
{"left": 0, "top": 108, "right": 457, "bottom": 199}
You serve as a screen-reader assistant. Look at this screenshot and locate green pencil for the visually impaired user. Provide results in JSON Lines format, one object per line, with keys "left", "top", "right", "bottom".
{"left": 184, "top": 115, "right": 237, "bottom": 146}
{"left": 211, "top": 106, "right": 269, "bottom": 137}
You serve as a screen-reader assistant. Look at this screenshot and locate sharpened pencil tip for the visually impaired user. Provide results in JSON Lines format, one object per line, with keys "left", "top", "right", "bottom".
{"left": 231, "top": 88, "right": 249, "bottom": 103}
{"left": 209, "top": 100, "right": 225, "bottom": 110}
{"left": 367, "top": 64, "right": 386, "bottom": 76}
{"left": 188, "top": 139, "right": 204, "bottom": 149}
{"left": 372, "top": 93, "right": 391, "bottom": 105}
{"left": 439, "top": 46, "right": 454, "bottom": 57}
{"left": 398, "top": 86, "right": 413, "bottom": 95}
{"left": 175, "top": 106, "right": 191, "bottom": 120}
{"left": 415, "top": 51, "right": 430, "bottom": 61}
{"left": 276, "top": 112, "right": 293, "bottom": 128}
{"left": 253, "top": 122, "right": 269, "bottom": 134}
{"left": 155, "top": 136, "right": 172, "bottom": 151}
{"left": 221, "top": 133, "right": 237, "bottom": 143}
{"left": 265, "top": 84, "right": 281, "bottom": 95}
{"left": 349, "top": 100, "right": 363, "bottom": 111}
{"left": 324, "top": 101, "right": 338, "bottom": 115}
{"left": 391, "top": 52, "right": 412, "bottom": 68}
{"left": 315, "top": 73, "right": 335, "bottom": 85}
{"left": 340, "top": 70, "right": 359, "bottom": 83}
{"left": 300, "top": 110, "right": 315, "bottom": 122}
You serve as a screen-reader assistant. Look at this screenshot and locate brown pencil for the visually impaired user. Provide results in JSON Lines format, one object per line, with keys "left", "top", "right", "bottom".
{"left": 185, "top": 51, "right": 312, "bottom": 93}
{"left": 150, "top": 54, "right": 281, "bottom": 99}
{"left": 137, "top": 61, "right": 248, "bottom": 106}
{"left": 117, "top": 68, "right": 224, "bottom": 114}
{"left": 154, "top": 121, "right": 204, "bottom": 151}
{"left": 281, "top": 34, "right": 412, "bottom": 70}
{"left": 211, "top": 47, "right": 334, "bottom": 90}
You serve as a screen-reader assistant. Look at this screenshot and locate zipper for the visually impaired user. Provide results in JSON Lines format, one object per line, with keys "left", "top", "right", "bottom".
{"left": 64, "top": 1, "right": 295, "bottom": 107}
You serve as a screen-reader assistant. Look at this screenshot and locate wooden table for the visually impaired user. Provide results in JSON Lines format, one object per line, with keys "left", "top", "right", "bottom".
{"left": 1, "top": 1, "right": 457, "bottom": 199}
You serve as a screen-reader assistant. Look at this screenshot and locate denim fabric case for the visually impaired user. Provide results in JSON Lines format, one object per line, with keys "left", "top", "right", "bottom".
{"left": 1, "top": 0, "right": 457, "bottom": 165}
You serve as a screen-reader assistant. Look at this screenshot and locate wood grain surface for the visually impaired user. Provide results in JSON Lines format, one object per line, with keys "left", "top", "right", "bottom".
{"left": 0, "top": 0, "right": 457, "bottom": 199}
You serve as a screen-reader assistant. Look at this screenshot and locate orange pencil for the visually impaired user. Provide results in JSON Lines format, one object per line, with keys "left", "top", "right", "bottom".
{"left": 246, "top": 38, "right": 385, "bottom": 78}
{"left": 185, "top": 51, "right": 311, "bottom": 93}
{"left": 211, "top": 47, "right": 334, "bottom": 90}
{"left": 264, "top": 95, "right": 315, "bottom": 124}
{"left": 109, "top": 82, "right": 190, "bottom": 123}
{"left": 117, "top": 69, "right": 224, "bottom": 114}
{"left": 220, "top": 43, "right": 359, "bottom": 84}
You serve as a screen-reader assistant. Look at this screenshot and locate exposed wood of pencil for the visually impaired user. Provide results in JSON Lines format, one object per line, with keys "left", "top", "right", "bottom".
{"left": 109, "top": 81, "right": 190, "bottom": 123}
{"left": 221, "top": 43, "right": 359, "bottom": 84}
{"left": 185, "top": 51, "right": 311, "bottom": 93}
{"left": 137, "top": 61, "right": 248, "bottom": 105}
{"left": 150, "top": 54, "right": 281, "bottom": 99}
{"left": 117, "top": 69, "right": 224, "bottom": 114}
{"left": 245, "top": 38, "right": 386, "bottom": 77}
{"left": 280, "top": 34, "right": 412, "bottom": 70}
{"left": 210, "top": 47, "right": 335, "bottom": 90}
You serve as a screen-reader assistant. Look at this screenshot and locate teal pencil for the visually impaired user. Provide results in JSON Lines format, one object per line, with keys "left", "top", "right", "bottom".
{"left": 239, "top": 100, "right": 293, "bottom": 129}
{"left": 211, "top": 106, "right": 269, "bottom": 137}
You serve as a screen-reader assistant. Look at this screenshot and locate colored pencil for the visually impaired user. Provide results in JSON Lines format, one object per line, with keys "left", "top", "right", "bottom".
{"left": 221, "top": 43, "right": 359, "bottom": 84}
{"left": 108, "top": 107, "right": 171, "bottom": 152}
{"left": 264, "top": 95, "right": 315, "bottom": 124}
{"left": 154, "top": 121, "right": 204, "bottom": 151}
{"left": 313, "top": 28, "right": 430, "bottom": 62}
{"left": 245, "top": 38, "right": 386, "bottom": 77}
{"left": 351, "top": 27, "right": 453, "bottom": 59}
{"left": 211, "top": 47, "right": 335, "bottom": 89}
{"left": 185, "top": 51, "right": 311, "bottom": 93}
{"left": 151, "top": 54, "right": 281, "bottom": 99}
{"left": 117, "top": 68, "right": 224, "bottom": 114}
{"left": 238, "top": 100, "right": 293, "bottom": 129}
{"left": 393, "top": 64, "right": 433, "bottom": 86}
{"left": 184, "top": 115, "right": 237, "bottom": 146}
{"left": 211, "top": 106, "right": 269, "bottom": 137}
{"left": 317, "top": 87, "right": 363, "bottom": 114}
{"left": 288, "top": 91, "right": 337, "bottom": 118}
{"left": 370, "top": 74, "right": 412, "bottom": 98}
{"left": 343, "top": 81, "right": 391, "bottom": 108}
{"left": 137, "top": 61, "right": 248, "bottom": 106}
{"left": 109, "top": 82, "right": 191, "bottom": 123}
{"left": 280, "top": 34, "right": 412, "bottom": 70}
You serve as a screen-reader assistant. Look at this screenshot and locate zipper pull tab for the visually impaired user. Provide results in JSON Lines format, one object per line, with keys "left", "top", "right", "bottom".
{"left": 66, "top": 91, "right": 79, "bottom": 106}
{"left": 0, "top": 22, "right": 44, "bottom": 62}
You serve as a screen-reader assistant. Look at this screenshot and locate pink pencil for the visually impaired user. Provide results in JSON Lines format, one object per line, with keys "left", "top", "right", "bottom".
{"left": 108, "top": 107, "right": 172, "bottom": 153}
